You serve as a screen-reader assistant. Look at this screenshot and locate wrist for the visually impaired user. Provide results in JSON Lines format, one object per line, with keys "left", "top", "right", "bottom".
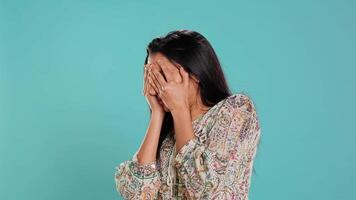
{"left": 151, "top": 111, "right": 165, "bottom": 120}
{"left": 170, "top": 103, "right": 189, "bottom": 114}
{"left": 171, "top": 106, "right": 190, "bottom": 119}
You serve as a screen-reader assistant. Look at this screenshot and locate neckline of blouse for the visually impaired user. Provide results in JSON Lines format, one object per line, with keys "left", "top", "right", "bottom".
{"left": 192, "top": 94, "right": 232, "bottom": 125}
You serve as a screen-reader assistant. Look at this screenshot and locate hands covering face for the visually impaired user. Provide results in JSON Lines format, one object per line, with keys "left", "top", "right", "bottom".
{"left": 146, "top": 57, "right": 191, "bottom": 112}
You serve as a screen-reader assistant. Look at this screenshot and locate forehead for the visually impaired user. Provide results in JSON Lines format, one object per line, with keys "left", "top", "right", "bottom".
{"left": 147, "top": 52, "right": 167, "bottom": 64}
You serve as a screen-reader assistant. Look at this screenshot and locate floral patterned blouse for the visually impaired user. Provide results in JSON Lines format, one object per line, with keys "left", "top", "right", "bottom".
{"left": 114, "top": 93, "right": 261, "bottom": 199}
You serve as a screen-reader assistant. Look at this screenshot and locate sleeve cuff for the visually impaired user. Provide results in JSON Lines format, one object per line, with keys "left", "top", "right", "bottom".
{"left": 128, "top": 151, "right": 160, "bottom": 179}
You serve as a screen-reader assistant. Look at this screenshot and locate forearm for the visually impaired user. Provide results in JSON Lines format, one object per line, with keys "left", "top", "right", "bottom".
{"left": 171, "top": 108, "right": 196, "bottom": 151}
{"left": 136, "top": 111, "right": 164, "bottom": 164}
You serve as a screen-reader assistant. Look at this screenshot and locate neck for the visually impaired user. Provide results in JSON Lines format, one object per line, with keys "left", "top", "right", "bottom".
{"left": 189, "top": 96, "right": 210, "bottom": 123}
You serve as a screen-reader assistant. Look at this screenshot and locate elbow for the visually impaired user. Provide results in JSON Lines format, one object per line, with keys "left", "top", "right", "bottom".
{"left": 114, "top": 164, "right": 125, "bottom": 197}
{"left": 114, "top": 162, "right": 137, "bottom": 199}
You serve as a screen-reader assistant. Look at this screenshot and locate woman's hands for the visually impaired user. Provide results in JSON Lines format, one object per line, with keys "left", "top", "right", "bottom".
{"left": 146, "top": 57, "right": 196, "bottom": 151}
{"left": 147, "top": 58, "right": 190, "bottom": 113}
{"left": 136, "top": 63, "right": 167, "bottom": 166}
{"left": 143, "top": 63, "right": 165, "bottom": 116}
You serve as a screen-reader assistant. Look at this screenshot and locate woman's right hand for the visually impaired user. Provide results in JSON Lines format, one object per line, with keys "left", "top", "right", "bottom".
{"left": 143, "top": 63, "right": 165, "bottom": 116}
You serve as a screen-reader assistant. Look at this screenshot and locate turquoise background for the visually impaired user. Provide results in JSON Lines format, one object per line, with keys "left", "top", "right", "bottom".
{"left": 1, "top": 0, "right": 355, "bottom": 199}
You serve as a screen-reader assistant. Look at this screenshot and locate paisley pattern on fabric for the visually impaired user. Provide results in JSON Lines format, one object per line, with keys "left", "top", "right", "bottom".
{"left": 114, "top": 93, "right": 261, "bottom": 199}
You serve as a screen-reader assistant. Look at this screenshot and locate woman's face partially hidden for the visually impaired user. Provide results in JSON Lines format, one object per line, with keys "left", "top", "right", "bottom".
{"left": 147, "top": 52, "right": 200, "bottom": 112}
{"left": 147, "top": 53, "right": 172, "bottom": 112}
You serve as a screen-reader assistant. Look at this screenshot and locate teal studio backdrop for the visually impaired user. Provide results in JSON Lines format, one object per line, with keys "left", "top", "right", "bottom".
{"left": 1, "top": 0, "right": 355, "bottom": 199}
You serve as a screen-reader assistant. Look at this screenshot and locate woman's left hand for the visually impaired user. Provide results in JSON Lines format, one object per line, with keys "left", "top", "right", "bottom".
{"left": 148, "top": 58, "right": 190, "bottom": 113}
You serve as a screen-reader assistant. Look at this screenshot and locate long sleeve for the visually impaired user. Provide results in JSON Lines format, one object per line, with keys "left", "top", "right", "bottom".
{"left": 114, "top": 151, "right": 162, "bottom": 199}
{"left": 173, "top": 94, "right": 261, "bottom": 199}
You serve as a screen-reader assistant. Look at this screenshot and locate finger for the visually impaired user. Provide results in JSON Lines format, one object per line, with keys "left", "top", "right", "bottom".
{"left": 150, "top": 70, "right": 163, "bottom": 95}
{"left": 179, "top": 66, "right": 190, "bottom": 88}
{"left": 148, "top": 78, "right": 157, "bottom": 95}
{"left": 150, "top": 77, "right": 162, "bottom": 97}
{"left": 156, "top": 58, "right": 178, "bottom": 82}
{"left": 146, "top": 64, "right": 157, "bottom": 95}
{"left": 148, "top": 72, "right": 160, "bottom": 95}
{"left": 151, "top": 70, "right": 167, "bottom": 97}
{"left": 148, "top": 82, "right": 157, "bottom": 96}
{"left": 174, "top": 63, "right": 184, "bottom": 83}
{"left": 151, "top": 67, "right": 167, "bottom": 89}
{"left": 143, "top": 64, "right": 148, "bottom": 95}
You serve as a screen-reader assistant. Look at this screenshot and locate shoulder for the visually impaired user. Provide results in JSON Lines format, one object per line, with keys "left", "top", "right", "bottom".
{"left": 223, "top": 92, "right": 260, "bottom": 131}
{"left": 223, "top": 92, "right": 261, "bottom": 143}
{"left": 224, "top": 92, "right": 258, "bottom": 115}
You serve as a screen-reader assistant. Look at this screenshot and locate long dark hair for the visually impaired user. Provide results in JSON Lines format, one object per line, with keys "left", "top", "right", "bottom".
{"left": 143, "top": 30, "right": 232, "bottom": 159}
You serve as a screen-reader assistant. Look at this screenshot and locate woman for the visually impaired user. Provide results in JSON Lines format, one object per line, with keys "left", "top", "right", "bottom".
{"left": 114, "top": 30, "right": 261, "bottom": 199}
